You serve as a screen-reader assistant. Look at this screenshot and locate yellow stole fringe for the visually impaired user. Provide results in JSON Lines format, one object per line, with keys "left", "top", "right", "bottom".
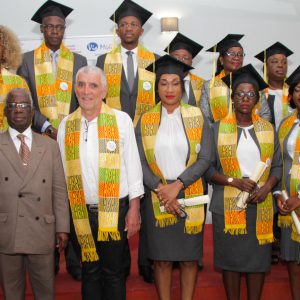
{"left": 218, "top": 112, "right": 275, "bottom": 244}
{"left": 64, "top": 104, "right": 121, "bottom": 262}
{"left": 0, "top": 68, "right": 29, "bottom": 131}
{"left": 189, "top": 73, "right": 205, "bottom": 107}
{"left": 140, "top": 101, "right": 205, "bottom": 234}
{"left": 103, "top": 44, "right": 155, "bottom": 126}
{"left": 34, "top": 42, "right": 74, "bottom": 129}
{"left": 278, "top": 112, "right": 300, "bottom": 242}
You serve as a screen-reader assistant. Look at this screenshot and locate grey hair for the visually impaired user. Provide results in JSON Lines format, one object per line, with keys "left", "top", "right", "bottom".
{"left": 75, "top": 65, "right": 107, "bottom": 88}
{"left": 5, "top": 88, "right": 33, "bottom": 106}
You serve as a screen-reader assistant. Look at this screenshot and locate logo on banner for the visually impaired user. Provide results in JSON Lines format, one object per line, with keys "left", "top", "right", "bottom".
{"left": 87, "top": 42, "right": 98, "bottom": 51}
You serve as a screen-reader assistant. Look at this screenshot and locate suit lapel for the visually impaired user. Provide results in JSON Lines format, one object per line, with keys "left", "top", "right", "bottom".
{"left": 21, "top": 133, "right": 46, "bottom": 188}
{"left": 189, "top": 82, "right": 196, "bottom": 106}
{"left": 0, "top": 132, "right": 26, "bottom": 179}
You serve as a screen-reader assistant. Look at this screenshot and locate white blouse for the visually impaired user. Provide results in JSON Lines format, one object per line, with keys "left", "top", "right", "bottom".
{"left": 154, "top": 106, "right": 188, "bottom": 180}
{"left": 236, "top": 125, "right": 260, "bottom": 177}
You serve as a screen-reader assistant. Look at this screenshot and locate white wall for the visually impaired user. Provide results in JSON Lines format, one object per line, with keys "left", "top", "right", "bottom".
{"left": 2, "top": 0, "right": 300, "bottom": 78}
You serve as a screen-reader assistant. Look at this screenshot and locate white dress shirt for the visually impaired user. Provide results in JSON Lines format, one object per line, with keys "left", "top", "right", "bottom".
{"left": 8, "top": 126, "right": 32, "bottom": 152}
{"left": 183, "top": 74, "right": 191, "bottom": 103}
{"left": 121, "top": 46, "right": 138, "bottom": 81}
{"left": 236, "top": 125, "right": 260, "bottom": 177}
{"left": 57, "top": 109, "right": 144, "bottom": 204}
{"left": 154, "top": 106, "right": 188, "bottom": 180}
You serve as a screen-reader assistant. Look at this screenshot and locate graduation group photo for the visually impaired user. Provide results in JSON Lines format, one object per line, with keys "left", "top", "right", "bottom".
{"left": 0, "top": 0, "right": 300, "bottom": 299}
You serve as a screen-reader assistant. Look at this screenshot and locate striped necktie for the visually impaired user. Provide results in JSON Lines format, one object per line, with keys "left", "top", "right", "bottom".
{"left": 17, "top": 134, "right": 30, "bottom": 168}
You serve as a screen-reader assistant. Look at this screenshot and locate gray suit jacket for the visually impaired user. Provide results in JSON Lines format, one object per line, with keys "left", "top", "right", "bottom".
{"left": 135, "top": 112, "right": 212, "bottom": 194}
{"left": 17, "top": 50, "right": 87, "bottom": 132}
{"left": 199, "top": 79, "right": 272, "bottom": 125}
{"left": 0, "top": 131, "right": 69, "bottom": 254}
{"left": 96, "top": 51, "right": 159, "bottom": 121}
{"left": 205, "top": 122, "right": 282, "bottom": 215}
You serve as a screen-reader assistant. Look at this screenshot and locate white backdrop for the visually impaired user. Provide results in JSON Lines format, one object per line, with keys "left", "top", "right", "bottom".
{"left": 2, "top": 0, "right": 300, "bottom": 79}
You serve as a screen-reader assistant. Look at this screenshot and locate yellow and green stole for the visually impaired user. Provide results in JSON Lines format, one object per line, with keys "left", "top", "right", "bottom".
{"left": 104, "top": 44, "right": 155, "bottom": 126}
{"left": 0, "top": 68, "right": 29, "bottom": 131}
{"left": 278, "top": 112, "right": 300, "bottom": 242}
{"left": 34, "top": 42, "right": 74, "bottom": 129}
{"left": 209, "top": 70, "right": 229, "bottom": 121}
{"left": 265, "top": 83, "right": 290, "bottom": 119}
{"left": 190, "top": 72, "right": 205, "bottom": 107}
{"left": 218, "top": 112, "right": 275, "bottom": 244}
{"left": 140, "top": 101, "right": 205, "bottom": 234}
{"left": 64, "top": 104, "right": 121, "bottom": 262}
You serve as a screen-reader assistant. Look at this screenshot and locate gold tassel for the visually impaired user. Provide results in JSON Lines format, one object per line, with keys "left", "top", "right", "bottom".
{"left": 228, "top": 72, "right": 233, "bottom": 116}
{"left": 224, "top": 228, "right": 247, "bottom": 235}
{"left": 185, "top": 224, "right": 203, "bottom": 234}
{"left": 156, "top": 217, "right": 178, "bottom": 228}
{"left": 98, "top": 230, "right": 121, "bottom": 241}
{"left": 263, "top": 49, "right": 268, "bottom": 83}
{"left": 112, "top": 13, "right": 117, "bottom": 50}
{"left": 82, "top": 249, "right": 99, "bottom": 262}
{"left": 209, "top": 45, "right": 217, "bottom": 88}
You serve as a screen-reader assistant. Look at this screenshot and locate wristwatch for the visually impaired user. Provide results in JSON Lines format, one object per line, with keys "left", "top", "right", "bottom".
{"left": 227, "top": 177, "right": 234, "bottom": 184}
{"left": 45, "top": 125, "right": 54, "bottom": 136}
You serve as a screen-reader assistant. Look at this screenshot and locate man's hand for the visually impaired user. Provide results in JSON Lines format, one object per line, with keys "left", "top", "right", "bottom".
{"left": 56, "top": 232, "right": 68, "bottom": 252}
{"left": 125, "top": 198, "right": 141, "bottom": 239}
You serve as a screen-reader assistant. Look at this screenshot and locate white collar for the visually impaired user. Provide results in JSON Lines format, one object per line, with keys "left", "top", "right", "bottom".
{"left": 121, "top": 46, "right": 138, "bottom": 55}
{"left": 8, "top": 126, "right": 32, "bottom": 140}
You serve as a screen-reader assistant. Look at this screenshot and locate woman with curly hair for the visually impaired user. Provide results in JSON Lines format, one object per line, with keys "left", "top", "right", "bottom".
{"left": 0, "top": 25, "right": 28, "bottom": 131}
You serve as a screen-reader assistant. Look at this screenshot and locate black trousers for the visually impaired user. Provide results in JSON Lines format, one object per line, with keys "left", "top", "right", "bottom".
{"left": 70, "top": 198, "right": 129, "bottom": 300}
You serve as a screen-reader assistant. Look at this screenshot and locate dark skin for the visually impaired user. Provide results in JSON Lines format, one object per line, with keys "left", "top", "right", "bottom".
{"left": 219, "top": 46, "right": 244, "bottom": 75}
{"left": 275, "top": 81, "right": 300, "bottom": 300}
{"left": 4, "top": 89, "right": 68, "bottom": 252}
{"left": 170, "top": 48, "right": 192, "bottom": 78}
{"left": 266, "top": 53, "right": 288, "bottom": 90}
{"left": 116, "top": 16, "right": 144, "bottom": 50}
{"left": 211, "top": 82, "right": 279, "bottom": 300}
{"left": 39, "top": 15, "right": 65, "bottom": 139}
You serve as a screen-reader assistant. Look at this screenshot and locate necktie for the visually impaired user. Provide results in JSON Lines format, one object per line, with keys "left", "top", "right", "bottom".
{"left": 17, "top": 134, "right": 30, "bottom": 168}
{"left": 126, "top": 51, "right": 135, "bottom": 91}
{"left": 182, "top": 79, "right": 190, "bottom": 103}
{"left": 51, "top": 52, "right": 58, "bottom": 79}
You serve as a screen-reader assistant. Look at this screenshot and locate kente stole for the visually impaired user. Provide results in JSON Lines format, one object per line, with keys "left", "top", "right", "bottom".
{"left": 190, "top": 73, "right": 205, "bottom": 107}
{"left": 209, "top": 70, "right": 230, "bottom": 121}
{"left": 278, "top": 112, "right": 300, "bottom": 242}
{"left": 0, "top": 68, "right": 28, "bottom": 131}
{"left": 64, "top": 104, "right": 121, "bottom": 262}
{"left": 140, "top": 102, "right": 205, "bottom": 234}
{"left": 104, "top": 44, "right": 155, "bottom": 126}
{"left": 34, "top": 42, "right": 74, "bottom": 129}
{"left": 265, "top": 83, "right": 290, "bottom": 119}
{"left": 218, "top": 112, "right": 275, "bottom": 244}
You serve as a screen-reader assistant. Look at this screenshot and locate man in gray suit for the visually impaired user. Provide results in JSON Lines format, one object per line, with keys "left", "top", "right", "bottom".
{"left": 17, "top": 0, "right": 86, "bottom": 279}
{"left": 0, "top": 88, "right": 69, "bottom": 300}
{"left": 17, "top": 0, "right": 87, "bottom": 139}
{"left": 96, "top": 0, "right": 157, "bottom": 283}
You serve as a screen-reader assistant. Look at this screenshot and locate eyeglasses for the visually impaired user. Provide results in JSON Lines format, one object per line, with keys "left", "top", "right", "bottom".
{"left": 118, "top": 22, "right": 141, "bottom": 29}
{"left": 225, "top": 52, "right": 245, "bottom": 58}
{"left": 173, "top": 55, "right": 192, "bottom": 62}
{"left": 234, "top": 91, "right": 256, "bottom": 99}
{"left": 41, "top": 24, "right": 66, "bottom": 32}
{"left": 6, "top": 103, "right": 31, "bottom": 110}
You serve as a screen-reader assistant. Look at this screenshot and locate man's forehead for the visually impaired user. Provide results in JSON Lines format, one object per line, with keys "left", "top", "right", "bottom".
{"left": 8, "top": 91, "right": 30, "bottom": 102}
{"left": 77, "top": 73, "right": 101, "bottom": 84}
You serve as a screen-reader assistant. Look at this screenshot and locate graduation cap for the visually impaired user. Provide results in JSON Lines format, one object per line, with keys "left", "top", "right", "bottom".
{"left": 31, "top": 0, "right": 73, "bottom": 24}
{"left": 222, "top": 64, "right": 268, "bottom": 92}
{"left": 206, "top": 34, "right": 244, "bottom": 53}
{"left": 286, "top": 65, "right": 300, "bottom": 86}
{"left": 255, "top": 42, "right": 293, "bottom": 62}
{"left": 146, "top": 54, "right": 194, "bottom": 77}
{"left": 110, "top": 0, "right": 152, "bottom": 26}
{"left": 164, "top": 33, "right": 203, "bottom": 58}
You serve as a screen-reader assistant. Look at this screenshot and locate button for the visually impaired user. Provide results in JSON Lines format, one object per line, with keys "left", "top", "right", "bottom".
{"left": 18, "top": 194, "right": 22, "bottom": 198}
{"left": 35, "top": 216, "right": 39, "bottom": 220}
{"left": 37, "top": 197, "right": 41, "bottom": 202}
{"left": 4, "top": 177, "right": 8, "bottom": 181}
{"left": 42, "top": 179, "right": 46, "bottom": 183}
